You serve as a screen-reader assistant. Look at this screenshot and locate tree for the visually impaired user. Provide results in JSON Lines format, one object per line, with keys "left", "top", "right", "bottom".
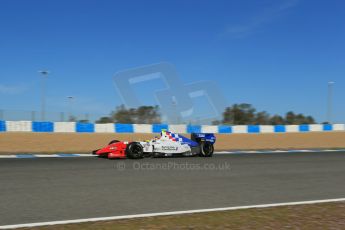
{"left": 136, "top": 105, "right": 161, "bottom": 124}
{"left": 223, "top": 103, "right": 256, "bottom": 125}
{"left": 285, "top": 111, "right": 296, "bottom": 124}
{"left": 269, "top": 115, "right": 285, "bottom": 125}
{"left": 112, "top": 105, "right": 135, "bottom": 124}
{"left": 222, "top": 104, "right": 317, "bottom": 125}
{"left": 111, "top": 105, "right": 161, "bottom": 124}
{"left": 305, "top": 116, "right": 315, "bottom": 124}
{"left": 254, "top": 111, "right": 270, "bottom": 125}
{"left": 285, "top": 112, "right": 315, "bottom": 125}
{"left": 297, "top": 115, "right": 315, "bottom": 124}
{"left": 96, "top": 116, "right": 113, "bottom": 124}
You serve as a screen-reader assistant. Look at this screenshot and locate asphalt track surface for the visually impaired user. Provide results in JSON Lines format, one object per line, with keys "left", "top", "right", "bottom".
{"left": 1, "top": 151, "right": 345, "bottom": 226}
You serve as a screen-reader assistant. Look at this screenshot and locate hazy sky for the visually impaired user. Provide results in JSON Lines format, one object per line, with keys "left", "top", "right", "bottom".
{"left": 0, "top": 0, "right": 344, "bottom": 123}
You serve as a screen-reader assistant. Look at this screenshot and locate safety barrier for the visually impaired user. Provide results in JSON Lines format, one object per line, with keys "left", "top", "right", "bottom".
{"left": 0, "top": 121, "right": 344, "bottom": 134}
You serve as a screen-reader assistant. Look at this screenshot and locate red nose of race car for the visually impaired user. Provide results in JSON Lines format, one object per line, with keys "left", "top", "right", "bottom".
{"left": 93, "top": 145, "right": 114, "bottom": 156}
{"left": 92, "top": 142, "right": 127, "bottom": 159}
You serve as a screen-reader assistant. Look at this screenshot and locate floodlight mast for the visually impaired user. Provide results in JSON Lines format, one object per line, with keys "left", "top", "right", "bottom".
{"left": 38, "top": 70, "right": 50, "bottom": 121}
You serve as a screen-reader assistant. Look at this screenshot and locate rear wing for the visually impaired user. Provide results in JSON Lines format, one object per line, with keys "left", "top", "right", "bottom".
{"left": 191, "top": 133, "right": 216, "bottom": 144}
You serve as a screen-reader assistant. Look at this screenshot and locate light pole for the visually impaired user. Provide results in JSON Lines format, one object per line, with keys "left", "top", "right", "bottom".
{"left": 327, "top": 81, "right": 335, "bottom": 124}
{"left": 38, "top": 70, "right": 49, "bottom": 121}
{"left": 171, "top": 96, "right": 178, "bottom": 124}
{"left": 67, "top": 96, "right": 74, "bottom": 121}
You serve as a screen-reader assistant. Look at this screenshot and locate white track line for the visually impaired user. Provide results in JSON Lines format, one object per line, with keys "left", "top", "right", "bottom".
{"left": 0, "top": 155, "right": 17, "bottom": 158}
{"left": 76, "top": 154, "right": 95, "bottom": 157}
{"left": 1, "top": 198, "right": 344, "bottom": 229}
{"left": 0, "top": 154, "right": 95, "bottom": 158}
{"left": 34, "top": 154, "right": 60, "bottom": 158}
{"left": 214, "top": 149, "right": 345, "bottom": 155}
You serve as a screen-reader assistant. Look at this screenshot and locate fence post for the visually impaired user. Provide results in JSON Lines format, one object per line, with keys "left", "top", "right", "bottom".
{"left": 60, "top": 112, "right": 65, "bottom": 122}
{"left": 31, "top": 111, "right": 36, "bottom": 121}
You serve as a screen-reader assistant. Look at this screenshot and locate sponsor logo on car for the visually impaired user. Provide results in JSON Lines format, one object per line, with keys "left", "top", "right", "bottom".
{"left": 162, "top": 146, "right": 178, "bottom": 151}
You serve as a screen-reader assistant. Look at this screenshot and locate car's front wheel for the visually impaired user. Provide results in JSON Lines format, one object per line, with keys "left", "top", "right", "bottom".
{"left": 126, "top": 142, "right": 144, "bottom": 159}
{"left": 199, "top": 142, "right": 214, "bottom": 157}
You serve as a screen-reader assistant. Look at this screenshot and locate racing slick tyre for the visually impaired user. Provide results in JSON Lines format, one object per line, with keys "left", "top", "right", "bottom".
{"left": 199, "top": 142, "right": 214, "bottom": 157}
{"left": 126, "top": 142, "right": 144, "bottom": 159}
{"left": 108, "top": 140, "right": 120, "bottom": 145}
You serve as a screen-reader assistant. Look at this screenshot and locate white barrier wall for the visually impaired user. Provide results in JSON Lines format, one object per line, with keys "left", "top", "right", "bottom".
{"left": 201, "top": 125, "right": 218, "bottom": 133}
{"left": 333, "top": 124, "right": 345, "bottom": 131}
{"left": 260, "top": 125, "right": 275, "bottom": 133}
{"left": 0, "top": 121, "right": 344, "bottom": 134}
{"left": 5, "top": 121, "right": 32, "bottom": 132}
{"left": 309, "top": 124, "right": 323, "bottom": 132}
{"left": 133, "top": 124, "right": 153, "bottom": 133}
{"left": 168, "top": 124, "right": 187, "bottom": 133}
{"left": 285, "top": 125, "right": 299, "bottom": 133}
{"left": 54, "top": 122, "right": 76, "bottom": 133}
{"left": 232, "top": 125, "right": 248, "bottom": 133}
{"left": 95, "top": 123, "right": 115, "bottom": 133}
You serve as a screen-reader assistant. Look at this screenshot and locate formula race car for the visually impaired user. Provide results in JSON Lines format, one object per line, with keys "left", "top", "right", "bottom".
{"left": 93, "top": 130, "right": 216, "bottom": 159}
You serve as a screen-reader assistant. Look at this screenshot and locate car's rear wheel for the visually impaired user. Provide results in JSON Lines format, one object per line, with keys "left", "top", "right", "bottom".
{"left": 108, "top": 140, "right": 120, "bottom": 145}
{"left": 126, "top": 142, "right": 144, "bottom": 159}
{"left": 199, "top": 142, "right": 214, "bottom": 157}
